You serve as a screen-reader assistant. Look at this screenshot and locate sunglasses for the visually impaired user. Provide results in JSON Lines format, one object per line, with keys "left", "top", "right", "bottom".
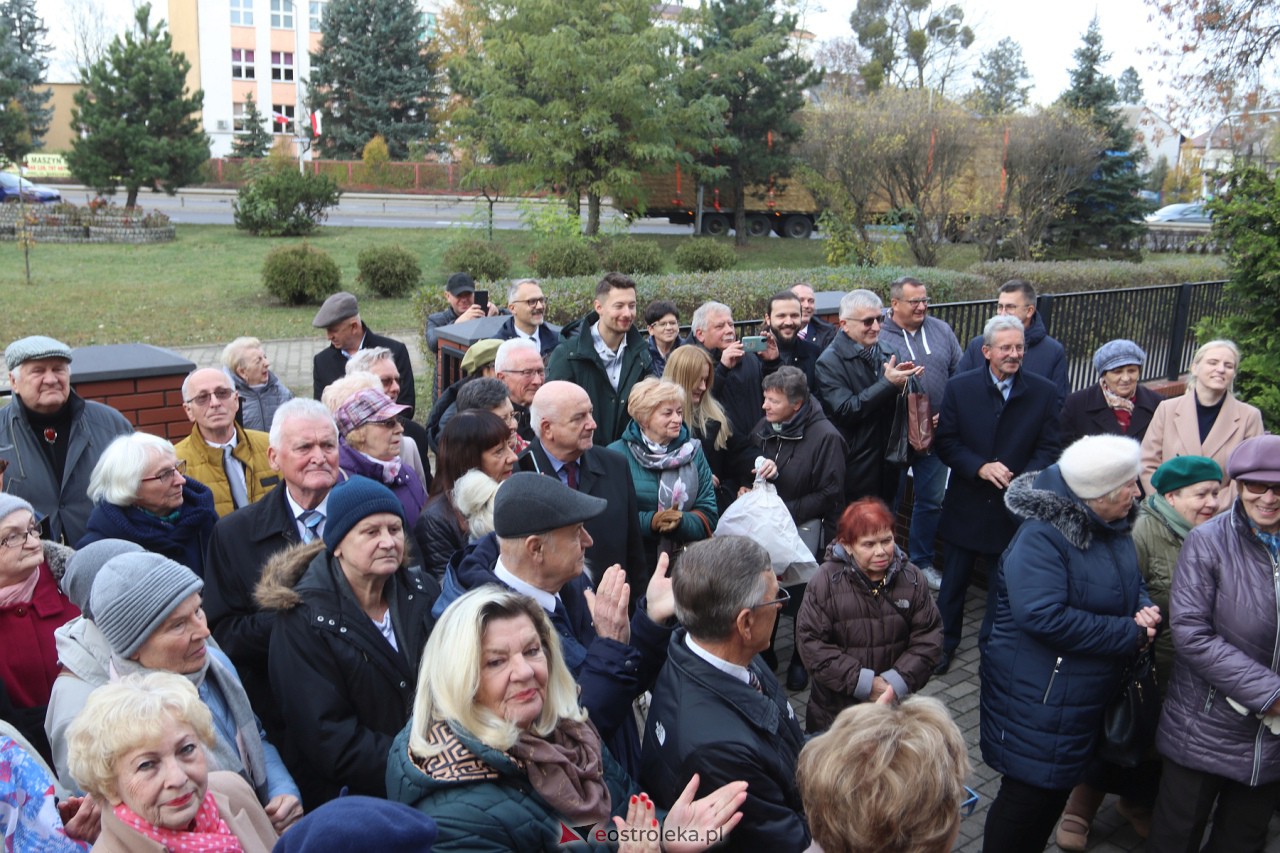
{"left": 1241, "top": 481, "right": 1280, "bottom": 496}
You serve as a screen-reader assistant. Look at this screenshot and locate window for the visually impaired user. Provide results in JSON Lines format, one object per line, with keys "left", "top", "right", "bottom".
{"left": 421, "top": 11, "right": 437, "bottom": 39}
{"left": 271, "top": 0, "right": 293, "bottom": 28}
{"left": 233, "top": 102, "right": 249, "bottom": 133}
{"left": 271, "top": 51, "right": 294, "bottom": 81}
{"left": 231, "top": 48, "right": 255, "bottom": 79}
{"left": 231, "top": 0, "right": 253, "bottom": 25}
{"left": 272, "top": 103, "right": 295, "bottom": 135}
{"left": 309, "top": 0, "right": 325, "bottom": 31}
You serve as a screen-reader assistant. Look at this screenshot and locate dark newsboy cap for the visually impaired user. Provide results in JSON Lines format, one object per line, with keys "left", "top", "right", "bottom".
{"left": 312, "top": 291, "right": 360, "bottom": 328}
{"left": 494, "top": 471, "right": 606, "bottom": 538}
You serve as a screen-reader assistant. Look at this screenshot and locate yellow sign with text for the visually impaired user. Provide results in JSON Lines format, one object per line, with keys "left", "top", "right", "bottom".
{"left": 2, "top": 153, "right": 72, "bottom": 179}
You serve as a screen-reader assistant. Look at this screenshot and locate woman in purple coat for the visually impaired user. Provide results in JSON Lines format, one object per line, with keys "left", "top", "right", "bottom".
{"left": 333, "top": 388, "right": 427, "bottom": 526}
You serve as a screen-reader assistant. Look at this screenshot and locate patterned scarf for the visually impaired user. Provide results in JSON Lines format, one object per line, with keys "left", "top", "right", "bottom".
{"left": 113, "top": 791, "right": 243, "bottom": 853}
{"left": 625, "top": 433, "right": 700, "bottom": 511}
{"left": 509, "top": 719, "right": 611, "bottom": 827}
{"left": 1100, "top": 377, "right": 1136, "bottom": 414}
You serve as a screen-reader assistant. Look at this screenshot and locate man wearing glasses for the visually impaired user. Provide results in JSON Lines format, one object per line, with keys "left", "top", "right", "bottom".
{"left": 495, "top": 278, "right": 558, "bottom": 358}
{"left": 957, "top": 279, "right": 1069, "bottom": 409}
{"left": 817, "top": 289, "right": 923, "bottom": 505}
{"left": 174, "top": 368, "right": 277, "bottom": 517}
{"left": 494, "top": 339, "right": 546, "bottom": 444}
{"left": 0, "top": 336, "right": 133, "bottom": 544}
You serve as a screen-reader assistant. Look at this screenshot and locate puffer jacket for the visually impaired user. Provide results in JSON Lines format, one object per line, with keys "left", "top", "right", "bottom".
{"left": 750, "top": 397, "right": 846, "bottom": 544}
{"left": 230, "top": 369, "right": 294, "bottom": 434}
{"left": 174, "top": 423, "right": 278, "bottom": 518}
{"left": 979, "top": 466, "right": 1149, "bottom": 790}
{"left": 797, "top": 543, "right": 942, "bottom": 733}
{"left": 45, "top": 615, "right": 114, "bottom": 788}
{"left": 1132, "top": 494, "right": 1192, "bottom": 688}
{"left": 386, "top": 719, "right": 636, "bottom": 852}
{"left": 255, "top": 541, "right": 439, "bottom": 807}
{"left": 1157, "top": 499, "right": 1280, "bottom": 787}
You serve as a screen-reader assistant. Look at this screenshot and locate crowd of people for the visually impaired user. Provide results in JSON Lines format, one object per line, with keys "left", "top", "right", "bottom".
{"left": 0, "top": 272, "right": 1274, "bottom": 853}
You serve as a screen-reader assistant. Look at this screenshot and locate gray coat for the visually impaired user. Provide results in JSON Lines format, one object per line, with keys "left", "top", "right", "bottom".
{"left": 231, "top": 369, "right": 294, "bottom": 433}
{"left": 0, "top": 394, "right": 133, "bottom": 544}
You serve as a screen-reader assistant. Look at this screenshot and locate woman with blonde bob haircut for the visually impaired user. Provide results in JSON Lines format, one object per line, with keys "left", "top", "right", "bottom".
{"left": 67, "top": 671, "right": 278, "bottom": 852}
{"left": 664, "top": 346, "right": 753, "bottom": 509}
{"left": 796, "top": 696, "right": 971, "bottom": 853}
{"left": 387, "top": 586, "right": 748, "bottom": 852}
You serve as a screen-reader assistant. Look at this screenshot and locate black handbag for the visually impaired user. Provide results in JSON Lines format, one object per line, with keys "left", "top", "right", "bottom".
{"left": 885, "top": 384, "right": 911, "bottom": 467}
{"left": 1100, "top": 647, "right": 1161, "bottom": 768}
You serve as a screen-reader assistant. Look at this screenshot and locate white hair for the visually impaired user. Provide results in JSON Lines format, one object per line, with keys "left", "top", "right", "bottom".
{"left": 495, "top": 338, "right": 540, "bottom": 373}
{"left": 839, "top": 289, "right": 882, "bottom": 319}
{"left": 88, "top": 433, "right": 178, "bottom": 506}
{"left": 346, "top": 347, "right": 395, "bottom": 375}
{"left": 982, "top": 315, "right": 1024, "bottom": 347}
{"left": 268, "top": 398, "right": 337, "bottom": 450}
{"left": 320, "top": 371, "right": 380, "bottom": 411}
{"left": 453, "top": 469, "right": 501, "bottom": 539}
{"left": 690, "top": 301, "right": 731, "bottom": 334}
{"left": 219, "top": 337, "right": 262, "bottom": 374}
{"left": 506, "top": 278, "right": 540, "bottom": 303}
{"left": 180, "top": 367, "right": 232, "bottom": 402}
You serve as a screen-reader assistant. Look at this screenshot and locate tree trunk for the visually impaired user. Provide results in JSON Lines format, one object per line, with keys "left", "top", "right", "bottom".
{"left": 586, "top": 193, "right": 601, "bottom": 236}
{"left": 125, "top": 185, "right": 140, "bottom": 209}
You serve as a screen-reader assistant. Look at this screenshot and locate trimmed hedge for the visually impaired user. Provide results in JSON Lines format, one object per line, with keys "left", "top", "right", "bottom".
{"left": 967, "top": 256, "right": 1228, "bottom": 295}
{"left": 599, "top": 238, "right": 665, "bottom": 275}
{"left": 674, "top": 239, "right": 738, "bottom": 273}
{"left": 358, "top": 244, "right": 421, "bottom": 297}
{"left": 442, "top": 238, "right": 512, "bottom": 283}
{"left": 533, "top": 238, "right": 599, "bottom": 278}
{"left": 263, "top": 242, "right": 340, "bottom": 305}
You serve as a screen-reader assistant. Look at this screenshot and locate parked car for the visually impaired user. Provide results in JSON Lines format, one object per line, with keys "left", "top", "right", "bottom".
{"left": 1145, "top": 202, "right": 1211, "bottom": 225}
{"left": 0, "top": 172, "right": 62, "bottom": 203}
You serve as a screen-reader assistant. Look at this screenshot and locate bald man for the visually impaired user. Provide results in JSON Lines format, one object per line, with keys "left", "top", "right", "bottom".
{"left": 518, "top": 381, "right": 648, "bottom": 588}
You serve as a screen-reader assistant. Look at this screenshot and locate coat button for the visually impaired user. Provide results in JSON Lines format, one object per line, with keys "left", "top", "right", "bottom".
{"left": 14, "top": 606, "right": 25, "bottom": 616}
{"left": 340, "top": 626, "right": 347, "bottom": 633}
{"left": 400, "top": 681, "right": 407, "bottom": 688}
{"left": 316, "top": 616, "right": 324, "bottom": 622}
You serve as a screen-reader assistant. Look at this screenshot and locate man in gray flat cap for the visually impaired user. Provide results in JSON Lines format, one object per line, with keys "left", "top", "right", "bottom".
{"left": 430, "top": 471, "right": 675, "bottom": 779}
{"left": 312, "top": 291, "right": 416, "bottom": 416}
{"left": 0, "top": 336, "right": 133, "bottom": 544}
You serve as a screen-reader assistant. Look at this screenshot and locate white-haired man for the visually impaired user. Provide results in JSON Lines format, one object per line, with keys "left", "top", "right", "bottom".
{"left": 495, "top": 338, "right": 545, "bottom": 443}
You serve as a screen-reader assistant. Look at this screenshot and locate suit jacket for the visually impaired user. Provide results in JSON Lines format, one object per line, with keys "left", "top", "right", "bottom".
{"left": 1140, "top": 391, "right": 1265, "bottom": 498}
{"left": 494, "top": 316, "right": 559, "bottom": 358}
{"left": 312, "top": 323, "right": 416, "bottom": 416}
{"left": 517, "top": 441, "right": 650, "bottom": 589}
{"left": 801, "top": 316, "right": 837, "bottom": 353}
{"left": 1059, "top": 382, "right": 1162, "bottom": 449}
{"left": 935, "top": 366, "right": 1062, "bottom": 553}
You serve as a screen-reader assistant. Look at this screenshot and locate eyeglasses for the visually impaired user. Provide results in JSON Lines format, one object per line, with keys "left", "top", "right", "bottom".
{"left": 511, "top": 297, "right": 547, "bottom": 307}
{"left": 505, "top": 367, "right": 546, "bottom": 378}
{"left": 1241, "top": 481, "right": 1280, "bottom": 496}
{"left": 366, "top": 418, "right": 402, "bottom": 429}
{"left": 749, "top": 586, "right": 791, "bottom": 609}
{"left": 960, "top": 786, "right": 980, "bottom": 817}
{"left": 901, "top": 297, "right": 930, "bottom": 306}
{"left": 649, "top": 320, "right": 680, "bottom": 329}
{"left": 0, "top": 523, "right": 40, "bottom": 549}
{"left": 996, "top": 302, "right": 1029, "bottom": 314}
{"left": 141, "top": 459, "right": 187, "bottom": 484}
{"left": 185, "top": 387, "right": 235, "bottom": 407}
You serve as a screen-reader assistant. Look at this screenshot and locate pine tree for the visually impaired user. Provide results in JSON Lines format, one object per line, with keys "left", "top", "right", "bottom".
{"left": 0, "top": 0, "right": 52, "bottom": 161}
{"left": 1117, "top": 67, "right": 1144, "bottom": 104}
{"left": 231, "top": 92, "right": 272, "bottom": 158}
{"left": 1047, "top": 18, "right": 1149, "bottom": 258}
{"left": 65, "top": 4, "right": 208, "bottom": 208}
{"left": 308, "top": 0, "right": 443, "bottom": 159}
{"left": 968, "top": 37, "right": 1031, "bottom": 115}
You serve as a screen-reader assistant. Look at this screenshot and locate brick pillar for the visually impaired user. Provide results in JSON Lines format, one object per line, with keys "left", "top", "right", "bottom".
{"left": 69, "top": 344, "right": 196, "bottom": 442}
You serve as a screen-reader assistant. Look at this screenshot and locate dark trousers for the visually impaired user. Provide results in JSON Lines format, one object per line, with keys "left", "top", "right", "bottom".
{"left": 937, "top": 544, "right": 991, "bottom": 653}
{"left": 1147, "top": 757, "right": 1280, "bottom": 853}
{"left": 983, "top": 776, "right": 1071, "bottom": 853}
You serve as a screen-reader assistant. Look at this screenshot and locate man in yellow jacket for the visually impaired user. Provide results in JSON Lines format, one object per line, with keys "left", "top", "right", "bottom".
{"left": 175, "top": 368, "right": 278, "bottom": 516}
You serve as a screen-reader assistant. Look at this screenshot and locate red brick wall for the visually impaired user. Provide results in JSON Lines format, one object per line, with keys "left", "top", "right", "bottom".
{"left": 75, "top": 375, "right": 189, "bottom": 441}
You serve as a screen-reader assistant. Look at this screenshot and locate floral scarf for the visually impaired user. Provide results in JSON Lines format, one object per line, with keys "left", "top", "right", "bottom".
{"left": 625, "top": 432, "right": 700, "bottom": 511}
{"left": 508, "top": 719, "right": 611, "bottom": 827}
{"left": 113, "top": 792, "right": 243, "bottom": 853}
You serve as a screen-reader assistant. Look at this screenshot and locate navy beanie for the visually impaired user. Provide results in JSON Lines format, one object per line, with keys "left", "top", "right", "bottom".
{"left": 322, "top": 476, "right": 406, "bottom": 552}
{"left": 271, "top": 796, "right": 437, "bottom": 852}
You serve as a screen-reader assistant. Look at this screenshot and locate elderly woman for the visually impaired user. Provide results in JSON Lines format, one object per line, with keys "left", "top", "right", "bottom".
{"left": 797, "top": 697, "right": 972, "bottom": 853}
{"left": 66, "top": 672, "right": 278, "bottom": 852}
{"left": 456, "top": 376, "right": 529, "bottom": 454}
{"left": 1141, "top": 339, "right": 1264, "bottom": 500}
{"left": 664, "top": 346, "right": 752, "bottom": 510}
{"left": 0, "top": 494, "right": 78, "bottom": 764}
{"left": 80, "top": 433, "right": 218, "bottom": 577}
{"left": 1060, "top": 339, "right": 1163, "bottom": 448}
{"left": 323, "top": 371, "right": 429, "bottom": 499}
{"left": 980, "top": 435, "right": 1159, "bottom": 852}
{"left": 44, "top": 552, "right": 302, "bottom": 832}
{"left": 644, "top": 299, "right": 684, "bottom": 378}
{"left": 332, "top": 387, "right": 428, "bottom": 527}
{"left": 1148, "top": 435, "right": 1280, "bottom": 851}
{"left": 387, "top": 585, "right": 746, "bottom": 852}
{"left": 256, "top": 477, "right": 439, "bottom": 807}
{"left": 608, "top": 378, "right": 718, "bottom": 569}
{"left": 797, "top": 498, "right": 942, "bottom": 733}
{"left": 221, "top": 336, "right": 293, "bottom": 433}
{"left": 415, "top": 411, "right": 516, "bottom": 579}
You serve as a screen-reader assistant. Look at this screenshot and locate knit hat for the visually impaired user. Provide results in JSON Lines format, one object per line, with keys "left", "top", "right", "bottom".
{"left": 272, "top": 796, "right": 437, "bottom": 853}
{"left": 0, "top": 494, "right": 34, "bottom": 526}
{"left": 1150, "top": 455, "right": 1224, "bottom": 496}
{"left": 460, "top": 339, "right": 502, "bottom": 376}
{"left": 1058, "top": 435, "right": 1142, "bottom": 499}
{"left": 63, "top": 539, "right": 145, "bottom": 617}
{"left": 333, "top": 388, "right": 409, "bottom": 437}
{"left": 493, "top": 471, "right": 606, "bottom": 538}
{"left": 5, "top": 335, "right": 72, "bottom": 371}
{"left": 90, "top": 553, "right": 203, "bottom": 659}
{"left": 322, "top": 477, "right": 406, "bottom": 552}
{"left": 312, "top": 292, "right": 360, "bottom": 328}
{"left": 1227, "top": 435, "right": 1280, "bottom": 483}
{"left": 1092, "top": 339, "right": 1146, "bottom": 374}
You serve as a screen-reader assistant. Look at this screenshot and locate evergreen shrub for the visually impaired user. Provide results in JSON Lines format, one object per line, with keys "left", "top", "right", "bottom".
{"left": 263, "top": 242, "right": 340, "bottom": 304}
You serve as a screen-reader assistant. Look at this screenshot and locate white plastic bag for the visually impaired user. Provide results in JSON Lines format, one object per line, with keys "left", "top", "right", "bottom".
{"left": 715, "top": 477, "right": 818, "bottom": 579}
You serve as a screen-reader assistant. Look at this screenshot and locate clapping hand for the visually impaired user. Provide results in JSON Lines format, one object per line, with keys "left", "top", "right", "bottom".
{"left": 660, "top": 774, "right": 749, "bottom": 853}
{"left": 584, "top": 565, "right": 631, "bottom": 643}
{"left": 645, "top": 553, "right": 676, "bottom": 624}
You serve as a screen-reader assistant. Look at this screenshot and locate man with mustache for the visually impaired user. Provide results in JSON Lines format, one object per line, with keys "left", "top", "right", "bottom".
{"left": 932, "top": 315, "right": 1061, "bottom": 674}
{"left": 762, "top": 290, "right": 822, "bottom": 407}
{"left": 495, "top": 278, "right": 558, "bottom": 358}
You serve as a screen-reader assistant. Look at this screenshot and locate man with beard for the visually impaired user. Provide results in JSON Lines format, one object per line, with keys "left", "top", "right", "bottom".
{"left": 791, "top": 282, "right": 837, "bottom": 352}
{"left": 762, "top": 290, "right": 822, "bottom": 410}
{"left": 495, "top": 278, "right": 558, "bottom": 358}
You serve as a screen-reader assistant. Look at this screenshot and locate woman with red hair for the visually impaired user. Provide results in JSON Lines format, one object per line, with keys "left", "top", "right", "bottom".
{"left": 796, "top": 498, "right": 943, "bottom": 733}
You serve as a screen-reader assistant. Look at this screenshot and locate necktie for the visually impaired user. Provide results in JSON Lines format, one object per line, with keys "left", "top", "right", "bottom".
{"left": 747, "top": 669, "right": 763, "bottom": 693}
{"left": 999, "top": 379, "right": 1012, "bottom": 402}
{"left": 299, "top": 510, "right": 324, "bottom": 543}
{"left": 564, "top": 460, "right": 579, "bottom": 490}
{"left": 223, "top": 445, "right": 250, "bottom": 509}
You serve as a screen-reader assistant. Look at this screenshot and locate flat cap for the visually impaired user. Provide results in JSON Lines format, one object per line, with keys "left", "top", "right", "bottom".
{"left": 494, "top": 471, "right": 606, "bottom": 538}
{"left": 1093, "top": 339, "right": 1147, "bottom": 375}
{"left": 1227, "top": 435, "right": 1280, "bottom": 483}
{"left": 446, "top": 272, "right": 476, "bottom": 296}
{"left": 312, "top": 291, "right": 360, "bottom": 328}
{"left": 1150, "top": 455, "right": 1223, "bottom": 495}
{"left": 5, "top": 335, "right": 73, "bottom": 371}
{"left": 461, "top": 339, "right": 502, "bottom": 376}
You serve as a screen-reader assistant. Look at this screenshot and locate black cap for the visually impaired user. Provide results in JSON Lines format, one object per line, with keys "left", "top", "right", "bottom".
{"left": 446, "top": 272, "right": 476, "bottom": 296}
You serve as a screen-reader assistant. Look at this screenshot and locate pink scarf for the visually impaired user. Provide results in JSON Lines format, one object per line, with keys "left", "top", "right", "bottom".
{"left": 114, "top": 792, "right": 244, "bottom": 853}
{"left": 0, "top": 567, "right": 40, "bottom": 607}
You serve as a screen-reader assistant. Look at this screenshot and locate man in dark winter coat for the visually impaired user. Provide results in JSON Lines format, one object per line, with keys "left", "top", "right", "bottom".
{"left": 492, "top": 278, "right": 558, "bottom": 358}
{"left": 816, "top": 289, "right": 922, "bottom": 505}
{"left": 933, "top": 315, "right": 1062, "bottom": 674}
{"left": 762, "top": 290, "right": 823, "bottom": 411}
{"left": 958, "top": 279, "right": 1069, "bottom": 409}
{"left": 312, "top": 291, "right": 416, "bottom": 415}
{"left": 792, "top": 283, "right": 837, "bottom": 352}
{"left": 690, "top": 300, "right": 768, "bottom": 440}
{"left": 641, "top": 536, "right": 810, "bottom": 852}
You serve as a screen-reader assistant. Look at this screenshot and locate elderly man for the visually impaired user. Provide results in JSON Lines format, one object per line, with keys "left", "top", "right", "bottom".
{"left": 431, "top": 471, "right": 674, "bottom": 778}
{"left": 494, "top": 278, "right": 557, "bottom": 358}
{"left": 518, "top": 381, "right": 648, "bottom": 587}
{"left": 691, "top": 300, "right": 770, "bottom": 439}
{"left": 174, "top": 368, "right": 277, "bottom": 517}
{"left": 547, "top": 273, "right": 653, "bottom": 446}
{"left": 203, "top": 399, "right": 341, "bottom": 723}
{"left": 640, "top": 536, "right": 810, "bottom": 852}
{"left": 495, "top": 338, "right": 545, "bottom": 444}
{"left": 312, "top": 291, "right": 416, "bottom": 415}
{"left": 0, "top": 336, "right": 132, "bottom": 544}
{"left": 878, "top": 277, "right": 964, "bottom": 590}
{"left": 958, "top": 279, "right": 1069, "bottom": 409}
{"left": 347, "top": 347, "right": 431, "bottom": 466}
{"left": 792, "top": 283, "right": 837, "bottom": 351}
{"left": 816, "top": 289, "right": 923, "bottom": 505}
{"left": 933, "top": 315, "right": 1061, "bottom": 674}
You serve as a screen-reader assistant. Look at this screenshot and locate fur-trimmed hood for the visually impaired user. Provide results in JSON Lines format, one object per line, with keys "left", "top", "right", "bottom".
{"left": 43, "top": 540, "right": 73, "bottom": 583}
{"left": 253, "top": 540, "right": 327, "bottom": 611}
{"left": 1004, "top": 465, "right": 1136, "bottom": 550}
